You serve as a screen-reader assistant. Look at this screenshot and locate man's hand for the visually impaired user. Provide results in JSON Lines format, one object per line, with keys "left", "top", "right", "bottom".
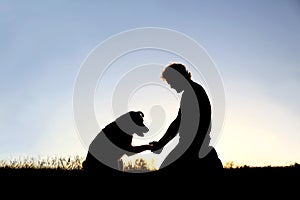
{"left": 149, "top": 141, "right": 163, "bottom": 154}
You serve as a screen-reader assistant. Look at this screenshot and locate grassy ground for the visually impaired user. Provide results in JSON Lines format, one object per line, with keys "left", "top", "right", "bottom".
{"left": 1, "top": 164, "right": 299, "bottom": 179}
{"left": 0, "top": 155, "right": 299, "bottom": 179}
{"left": 0, "top": 157, "right": 299, "bottom": 195}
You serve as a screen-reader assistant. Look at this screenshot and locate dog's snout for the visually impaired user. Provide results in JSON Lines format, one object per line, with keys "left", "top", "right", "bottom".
{"left": 143, "top": 126, "right": 149, "bottom": 133}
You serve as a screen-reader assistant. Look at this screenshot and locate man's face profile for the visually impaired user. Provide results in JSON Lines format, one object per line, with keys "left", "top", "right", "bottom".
{"left": 163, "top": 70, "right": 186, "bottom": 93}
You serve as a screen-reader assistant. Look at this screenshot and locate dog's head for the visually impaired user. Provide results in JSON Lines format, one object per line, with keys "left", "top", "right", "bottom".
{"left": 115, "top": 111, "right": 149, "bottom": 136}
{"left": 129, "top": 111, "right": 149, "bottom": 136}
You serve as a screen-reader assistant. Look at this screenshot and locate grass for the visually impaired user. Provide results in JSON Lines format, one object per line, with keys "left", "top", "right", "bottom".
{"left": 0, "top": 156, "right": 298, "bottom": 196}
{"left": 0, "top": 156, "right": 299, "bottom": 194}
{"left": 0, "top": 155, "right": 84, "bottom": 170}
{"left": 0, "top": 155, "right": 299, "bottom": 179}
{"left": 0, "top": 155, "right": 84, "bottom": 177}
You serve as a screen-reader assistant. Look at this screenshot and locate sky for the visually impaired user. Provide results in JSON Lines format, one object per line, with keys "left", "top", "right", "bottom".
{"left": 0, "top": 0, "right": 300, "bottom": 167}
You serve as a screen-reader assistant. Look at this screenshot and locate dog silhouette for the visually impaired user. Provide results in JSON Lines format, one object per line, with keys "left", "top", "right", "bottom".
{"left": 82, "top": 111, "right": 151, "bottom": 175}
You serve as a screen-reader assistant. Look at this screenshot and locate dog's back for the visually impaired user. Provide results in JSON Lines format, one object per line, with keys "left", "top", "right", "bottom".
{"left": 82, "top": 128, "right": 131, "bottom": 173}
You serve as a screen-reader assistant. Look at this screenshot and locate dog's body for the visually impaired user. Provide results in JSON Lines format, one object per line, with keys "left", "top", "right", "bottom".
{"left": 82, "top": 111, "right": 150, "bottom": 174}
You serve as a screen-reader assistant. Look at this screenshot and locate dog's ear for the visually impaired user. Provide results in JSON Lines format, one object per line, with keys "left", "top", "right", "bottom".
{"left": 137, "top": 111, "right": 144, "bottom": 118}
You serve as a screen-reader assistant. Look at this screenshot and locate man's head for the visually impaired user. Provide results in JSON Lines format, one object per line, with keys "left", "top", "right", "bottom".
{"left": 161, "top": 63, "right": 192, "bottom": 93}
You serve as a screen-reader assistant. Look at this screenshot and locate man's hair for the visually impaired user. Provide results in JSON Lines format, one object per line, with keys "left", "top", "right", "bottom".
{"left": 161, "top": 62, "right": 192, "bottom": 81}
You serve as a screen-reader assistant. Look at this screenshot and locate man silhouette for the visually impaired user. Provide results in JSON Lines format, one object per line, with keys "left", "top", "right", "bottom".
{"left": 150, "top": 63, "right": 223, "bottom": 176}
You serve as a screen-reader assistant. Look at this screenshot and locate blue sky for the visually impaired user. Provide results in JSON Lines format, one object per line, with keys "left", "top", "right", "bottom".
{"left": 0, "top": 0, "right": 299, "bottom": 166}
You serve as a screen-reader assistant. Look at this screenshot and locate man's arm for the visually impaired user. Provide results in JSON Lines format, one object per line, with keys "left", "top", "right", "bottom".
{"left": 151, "top": 108, "right": 181, "bottom": 151}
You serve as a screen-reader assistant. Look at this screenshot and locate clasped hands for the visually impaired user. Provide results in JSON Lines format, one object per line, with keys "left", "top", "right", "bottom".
{"left": 148, "top": 141, "right": 163, "bottom": 154}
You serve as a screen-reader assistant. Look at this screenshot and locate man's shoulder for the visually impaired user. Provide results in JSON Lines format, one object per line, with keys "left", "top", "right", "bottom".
{"left": 191, "top": 80, "right": 205, "bottom": 90}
